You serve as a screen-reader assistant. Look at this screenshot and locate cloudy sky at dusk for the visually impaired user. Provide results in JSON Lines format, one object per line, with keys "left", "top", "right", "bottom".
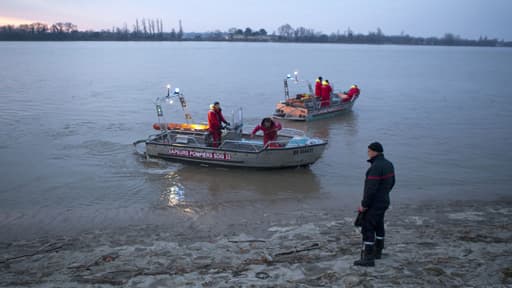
{"left": 1, "top": 0, "right": 511, "bottom": 40}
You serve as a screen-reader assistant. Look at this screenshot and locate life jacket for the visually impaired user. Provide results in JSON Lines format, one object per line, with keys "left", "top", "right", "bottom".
{"left": 207, "top": 109, "right": 221, "bottom": 131}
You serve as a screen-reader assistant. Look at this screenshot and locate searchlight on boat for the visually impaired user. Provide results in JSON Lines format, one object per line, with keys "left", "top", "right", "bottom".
{"left": 166, "top": 84, "right": 171, "bottom": 97}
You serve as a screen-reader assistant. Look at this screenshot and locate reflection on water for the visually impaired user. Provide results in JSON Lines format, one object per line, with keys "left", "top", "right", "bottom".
{"left": 160, "top": 171, "right": 185, "bottom": 207}
{"left": 155, "top": 164, "right": 322, "bottom": 209}
{"left": 280, "top": 111, "right": 358, "bottom": 140}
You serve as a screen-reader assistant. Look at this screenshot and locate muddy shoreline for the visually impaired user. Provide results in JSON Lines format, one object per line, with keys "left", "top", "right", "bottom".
{"left": 1, "top": 198, "right": 512, "bottom": 287}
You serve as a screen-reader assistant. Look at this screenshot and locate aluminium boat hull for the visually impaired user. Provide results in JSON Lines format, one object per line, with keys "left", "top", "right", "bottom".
{"left": 273, "top": 97, "right": 356, "bottom": 121}
{"left": 144, "top": 132, "right": 327, "bottom": 168}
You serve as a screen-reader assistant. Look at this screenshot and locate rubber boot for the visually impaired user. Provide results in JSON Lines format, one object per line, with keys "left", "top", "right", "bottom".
{"left": 354, "top": 244, "right": 375, "bottom": 267}
{"left": 375, "top": 238, "right": 384, "bottom": 259}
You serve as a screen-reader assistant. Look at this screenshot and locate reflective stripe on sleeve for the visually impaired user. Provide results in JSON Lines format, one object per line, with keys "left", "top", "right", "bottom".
{"left": 367, "top": 173, "right": 394, "bottom": 180}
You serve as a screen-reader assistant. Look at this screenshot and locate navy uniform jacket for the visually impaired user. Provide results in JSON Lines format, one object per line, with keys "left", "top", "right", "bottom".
{"left": 362, "top": 154, "right": 395, "bottom": 209}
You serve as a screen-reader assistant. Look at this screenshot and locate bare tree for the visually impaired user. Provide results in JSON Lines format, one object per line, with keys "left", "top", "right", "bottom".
{"left": 177, "top": 19, "right": 183, "bottom": 39}
{"left": 122, "top": 23, "right": 128, "bottom": 34}
{"left": 134, "top": 18, "right": 140, "bottom": 35}
{"left": 141, "top": 18, "right": 147, "bottom": 37}
{"left": 27, "top": 22, "right": 47, "bottom": 33}
{"left": 243, "top": 27, "right": 252, "bottom": 38}
{"left": 277, "top": 24, "right": 293, "bottom": 40}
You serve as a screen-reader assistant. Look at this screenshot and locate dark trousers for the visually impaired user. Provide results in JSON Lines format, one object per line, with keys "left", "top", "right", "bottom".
{"left": 361, "top": 207, "right": 387, "bottom": 243}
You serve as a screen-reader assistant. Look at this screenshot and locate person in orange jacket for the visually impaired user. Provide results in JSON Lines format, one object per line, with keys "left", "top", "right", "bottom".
{"left": 250, "top": 117, "right": 282, "bottom": 147}
{"left": 314, "top": 76, "right": 323, "bottom": 97}
{"left": 320, "top": 80, "right": 332, "bottom": 107}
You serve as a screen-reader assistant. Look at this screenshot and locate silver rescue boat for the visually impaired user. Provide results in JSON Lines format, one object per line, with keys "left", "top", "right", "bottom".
{"left": 143, "top": 127, "right": 327, "bottom": 168}
{"left": 134, "top": 85, "right": 328, "bottom": 168}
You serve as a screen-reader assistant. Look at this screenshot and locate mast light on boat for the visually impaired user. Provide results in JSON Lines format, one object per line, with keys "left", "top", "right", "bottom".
{"left": 156, "top": 104, "right": 163, "bottom": 117}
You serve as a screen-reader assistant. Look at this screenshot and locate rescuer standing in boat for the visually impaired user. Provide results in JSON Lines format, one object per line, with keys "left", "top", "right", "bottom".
{"left": 354, "top": 142, "right": 395, "bottom": 267}
{"left": 250, "top": 117, "right": 282, "bottom": 147}
{"left": 320, "top": 80, "right": 332, "bottom": 107}
{"left": 207, "top": 101, "right": 230, "bottom": 147}
{"left": 213, "top": 101, "right": 230, "bottom": 127}
{"left": 315, "top": 76, "right": 323, "bottom": 97}
{"left": 207, "top": 104, "right": 221, "bottom": 147}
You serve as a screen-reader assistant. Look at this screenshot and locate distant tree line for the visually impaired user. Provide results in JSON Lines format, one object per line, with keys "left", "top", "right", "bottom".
{"left": 1, "top": 21, "right": 510, "bottom": 47}
{"left": 0, "top": 19, "right": 183, "bottom": 41}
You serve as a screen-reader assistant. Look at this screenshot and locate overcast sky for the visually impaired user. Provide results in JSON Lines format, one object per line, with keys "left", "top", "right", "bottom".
{"left": 1, "top": 0, "right": 511, "bottom": 40}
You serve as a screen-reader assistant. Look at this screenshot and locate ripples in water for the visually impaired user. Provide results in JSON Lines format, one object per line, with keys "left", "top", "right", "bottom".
{"left": 2, "top": 42, "right": 512, "bottom": 241}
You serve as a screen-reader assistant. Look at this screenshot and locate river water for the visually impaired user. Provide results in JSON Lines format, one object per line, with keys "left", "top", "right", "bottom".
{"left": 1, "top": 42, "right": 511, "bottom": 240}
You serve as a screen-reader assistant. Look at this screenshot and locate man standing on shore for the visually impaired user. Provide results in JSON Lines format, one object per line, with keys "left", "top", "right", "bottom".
{"left": 354, "top": 142, "right": 395, "bottom": 267}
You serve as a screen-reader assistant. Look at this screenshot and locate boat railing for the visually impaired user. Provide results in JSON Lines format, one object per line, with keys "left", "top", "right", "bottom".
{"left": 149, "top": 132, "right": 204, "bottom": 146}
{"left": 264, "top": 139, "right": 293, "bottom": 149}
{"left": 278, "top": 128, "right": 306, "bottom": 137}
{"left": 218, "top": 140, "right": 262, "bottom": 152}
{"left": 148, "top": 132, "right": 172, "bottom": 143}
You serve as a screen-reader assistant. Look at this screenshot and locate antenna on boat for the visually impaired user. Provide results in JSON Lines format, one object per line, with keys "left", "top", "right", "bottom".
{"left": 291, "top": 70, "right": 314, "bottom": 95}
{"left": 284, "top": 76, "right": 290, "bottom": 100}
{"left": 173, "top": 87, "right": 193, "bottom": 124}
{"left": 284, "top": 71, "right": 301, "bottom": 100}
{"left": 153, "top": 84, "right": 170, "bottom": 141}
{"left": 157, "top": 83, "right": 194, "bottom": 124}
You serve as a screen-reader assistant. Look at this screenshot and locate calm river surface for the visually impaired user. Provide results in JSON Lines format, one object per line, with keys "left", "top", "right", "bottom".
{"left": 1, "top": 42, "right": 511, "bottom": 240}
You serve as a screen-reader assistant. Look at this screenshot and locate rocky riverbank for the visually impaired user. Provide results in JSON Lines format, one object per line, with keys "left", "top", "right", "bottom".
{"left": 1, "top": 199, "right": 512, "bottom": 287}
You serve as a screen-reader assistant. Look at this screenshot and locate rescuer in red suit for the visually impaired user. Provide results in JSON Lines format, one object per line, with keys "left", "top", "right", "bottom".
{"left": 213, "top": 101, "right": 229, "bottom": 127}
{"left": 207, "top": 102, "right": 230, "bottom": 147}
{"left": 208, "top": 104, "right": 222, "bottom": 147}
{"left": 314, "top": 76, "right": 323, "bottom": 97}
{"left": 250, "top": 117, "right": 282, "bottom": 147}
{"left": 320, "top": 80, "right": 332, "bottom": 107}
{"left": 344, "top": 84, "right": 360, "bottom": 102}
